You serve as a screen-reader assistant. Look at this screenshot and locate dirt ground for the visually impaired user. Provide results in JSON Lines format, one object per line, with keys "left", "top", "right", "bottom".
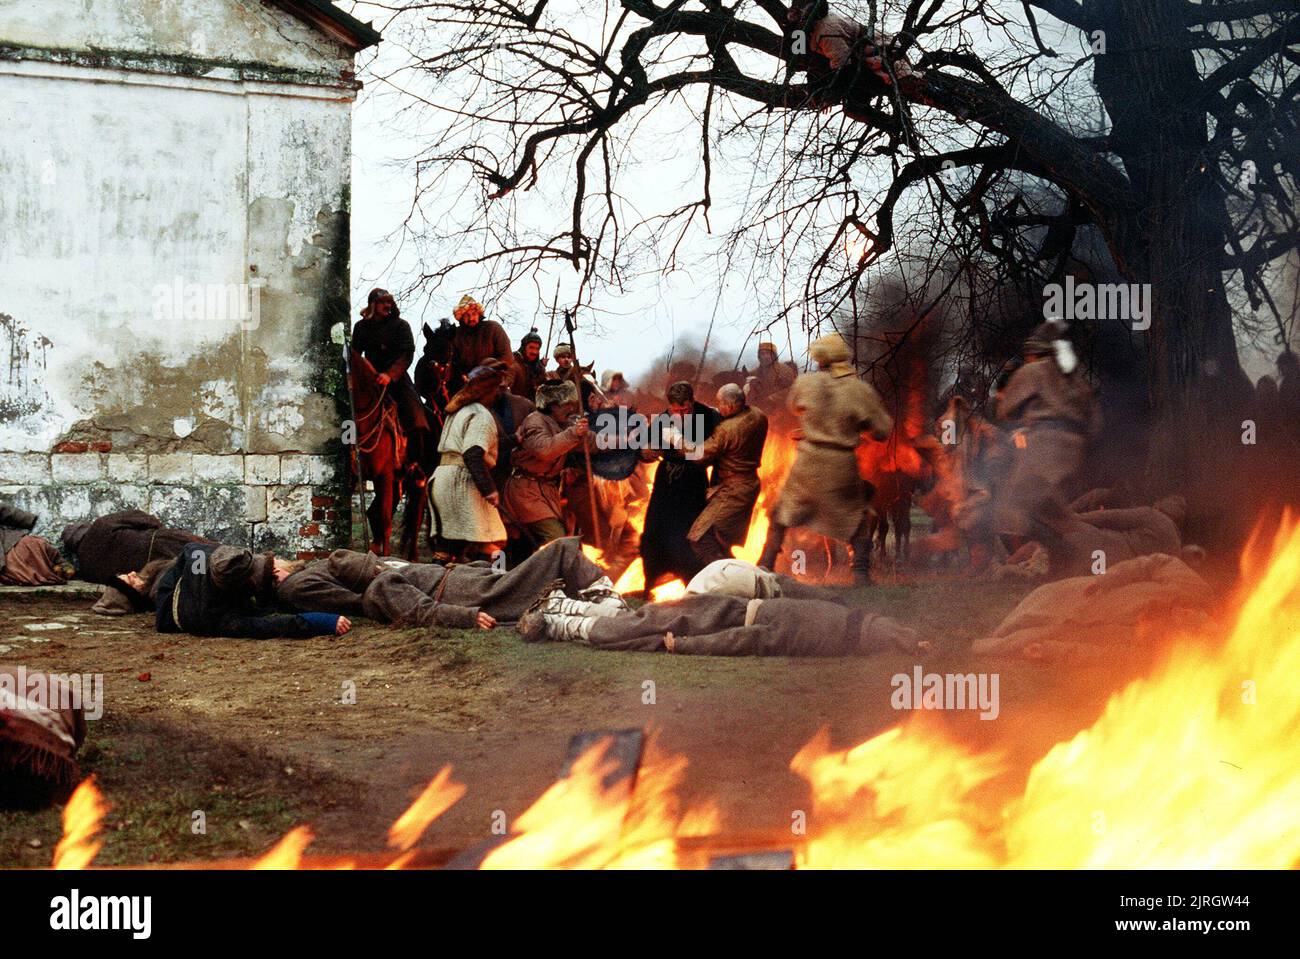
{"left": 0, "top": 574, "right": 1169, "bottom": 867}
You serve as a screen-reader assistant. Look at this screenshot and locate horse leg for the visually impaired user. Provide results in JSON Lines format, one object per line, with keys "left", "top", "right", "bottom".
{"left": 367, "top": 469, "right": 394, "bottom": 555}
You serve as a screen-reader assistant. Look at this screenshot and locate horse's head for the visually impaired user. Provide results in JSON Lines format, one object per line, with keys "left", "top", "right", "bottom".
{"left": 349, "top": 348, "right": 382, "bottom": 404}
{"left": 420, "top": 319, "right": 456, "bottom": 364}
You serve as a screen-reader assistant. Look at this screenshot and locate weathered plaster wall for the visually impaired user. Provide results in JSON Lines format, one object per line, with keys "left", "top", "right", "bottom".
{"left": 0, "top": 0, "right": 352, "bottom": 78}
{"left": 0, "top": 1, "right": 356, "bottom": 555}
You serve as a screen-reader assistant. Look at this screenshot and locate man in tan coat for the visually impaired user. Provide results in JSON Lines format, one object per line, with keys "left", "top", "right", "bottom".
{"left": 501, "top": 380, "right": 590, "bottom": 548}
{"left": 674, "top": 383, "right": 768, "bottom": 566}
{"left": 758, "top": 333, "right": 892, "bottom": 585}
{"left": 994, "top": 320, "right": 1101, "bottom": 554}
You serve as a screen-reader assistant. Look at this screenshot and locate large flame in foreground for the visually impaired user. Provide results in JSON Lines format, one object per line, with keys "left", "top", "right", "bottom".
{"left": 48, "top": 522, "right": 1300, "bottom": 869}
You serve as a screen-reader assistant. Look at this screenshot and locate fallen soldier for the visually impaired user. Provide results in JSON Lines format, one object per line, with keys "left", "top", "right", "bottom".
{"left": 1050, "top": 496, "right": 1187, "bottom": 579}
{"left": 275, "top": 536, "right": 624, "bottom": 630}
{"left": 59, "top": 509, "right": 209, "bottom": 614}
{"left": 518, "top": 588, "right": 926, "bottom": 657}
{"left": 973, "top": 553, "right": 1212, "bottom": 663}
{"left": 1, "top": 502, "right": 70, "bottom": 587}
{"left": 123, "top": 543, "right": 351, "bottom": 640}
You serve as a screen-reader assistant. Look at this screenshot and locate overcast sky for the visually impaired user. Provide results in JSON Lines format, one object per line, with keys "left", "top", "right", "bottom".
{"left": 343, "top": 2, "right": 768, "bottom": 386}
{"left": 340, "top": 2, "right": 1291, "bottom": 386}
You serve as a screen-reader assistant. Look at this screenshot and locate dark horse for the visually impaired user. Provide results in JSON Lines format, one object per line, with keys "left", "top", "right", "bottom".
{"left": 347, "top": 349, "right": 439, "bottom": 558}
{"left": 413, "top": 319, "right": 457, "bottom": 422}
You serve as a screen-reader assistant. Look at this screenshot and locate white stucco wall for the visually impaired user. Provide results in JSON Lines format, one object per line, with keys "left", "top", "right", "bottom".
{"left": 0, "top": 0, "right": 360, "bottom": 551}
{"left": 0, "top": 0, "right": 351, "bottom": 75}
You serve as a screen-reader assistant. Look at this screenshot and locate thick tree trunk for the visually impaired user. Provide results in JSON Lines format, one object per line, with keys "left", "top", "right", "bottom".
{"left": 1089, "top": 0, "right": 1250, "bottom": 536}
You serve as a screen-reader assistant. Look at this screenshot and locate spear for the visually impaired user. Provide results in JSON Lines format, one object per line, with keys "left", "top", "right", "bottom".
{"left": 563, "top": 309, "right": 604, "bottom": 554}
{"left": 340, "top": 326, "right": 371, "bottom": 554}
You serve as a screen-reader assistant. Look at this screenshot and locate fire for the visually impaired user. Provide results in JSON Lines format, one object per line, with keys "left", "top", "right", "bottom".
{"left": 481, "top": 734, "right": 718, "bottom": 869}
{"left": 52, "top": 777, "right": 108, "bottom": 870}
{"left": 794, "top": 519, "right": 1300, "bottom": 869}
{"left": 47, "top": 521, "right": 1300, "bottom": 871}
{"left": 252, "top": 826, "right": 316, "bottom": 869}
{"left": 387, "top": 765, "right": 466, "bottom": 851}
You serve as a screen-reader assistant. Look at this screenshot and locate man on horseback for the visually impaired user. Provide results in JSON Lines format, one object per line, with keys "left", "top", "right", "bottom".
{"left": 449, "top": 294, "right": 517, "bottom": 394}
{"left": 352, "top": 288, "right": 432, "bottom": 470}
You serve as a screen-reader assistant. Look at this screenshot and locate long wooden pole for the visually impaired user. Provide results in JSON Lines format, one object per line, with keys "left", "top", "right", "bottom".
{"left": 563, "top": 310, "right": 604, "bottom": 554}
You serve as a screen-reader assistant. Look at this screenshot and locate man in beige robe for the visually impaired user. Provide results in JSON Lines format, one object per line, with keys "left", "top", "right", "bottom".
{"left": 758, "top": 333, "right": 892, "bottom": 585}
{"left": 433, "top": 365, "right": 508, "bottom": 558}
{"left": 675, "top": 384, "right": 768, "bottom": 566}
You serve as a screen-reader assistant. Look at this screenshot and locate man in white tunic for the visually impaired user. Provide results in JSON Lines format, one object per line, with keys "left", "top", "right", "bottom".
{"left": 433, "top": 364, "right": 508, "bottom": 559}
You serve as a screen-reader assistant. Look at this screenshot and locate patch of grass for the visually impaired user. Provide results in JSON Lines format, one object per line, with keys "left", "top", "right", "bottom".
{"left": 0, "top": 714, "right": 359, "bottom": 867}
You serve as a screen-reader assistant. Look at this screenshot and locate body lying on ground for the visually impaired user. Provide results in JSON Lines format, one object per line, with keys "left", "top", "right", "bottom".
{"left": 1050, "top": 497, "right": 1186, "bottom": 579}
{"left": 974, "top": 552, "right": 1211, "bottom": 663}
{"left": 60, "top": 509, "right": 209, "bottom": 614}
{"left": 128, "top": 543, "right": 350, "bottom": 640}
{"left": 518, "top": 587, "right": 925, "bottom": 657}
{"left": 275, "top": 536, "right": 621, "bottom": 630}
{"left": 0, "top": 502, "right": 68, "bottom": 587}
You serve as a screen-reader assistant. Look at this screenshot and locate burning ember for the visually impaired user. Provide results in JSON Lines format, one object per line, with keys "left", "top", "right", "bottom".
{"left": 49, "top": 520, "right": 1300, "bottom": 870}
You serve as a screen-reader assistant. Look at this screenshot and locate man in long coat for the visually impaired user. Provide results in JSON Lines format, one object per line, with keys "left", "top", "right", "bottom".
{"left": 352, "top": 288, "right": 431, "bottom": 462}
{"left": 433, "top": 364, "right": 509, "bottom": 559}
{"left": 449, "top": 295, "right": 517, "bottom": 394}
{"left": 679, "top": 384, "right": 768, "bottom": 566}
{"left": 59, "top": 509, "right": 209, "bottom": 613}
{"left": 993, "top": 320, "right": 1101, "bottom": 554}
{"left": 758, "top": 333, "right": 892, "bottom": 585}
{"left": 638, "top": 381, "right": 721, "bottom": 594}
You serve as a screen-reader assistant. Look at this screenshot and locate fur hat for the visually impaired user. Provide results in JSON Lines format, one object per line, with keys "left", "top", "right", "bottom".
{"left": 536, "top": 379, "right": 579, "bottom": 410}
{"left": 810, "top": 333, "right": 853, "bottom": 375}
{"left": 601, "top": 370, "right": 626, "bottom": 391}
{"left": 453, "top": 295, "right": 483, "bottom": 321}
{"left": 446, "top": 364, "right": 504, "bottom": 413}
{"left": 553, "top": 342, "right": 574, "bottom": 359}
{"left": 757, "top": 341, "right": 778, "bottom": 354}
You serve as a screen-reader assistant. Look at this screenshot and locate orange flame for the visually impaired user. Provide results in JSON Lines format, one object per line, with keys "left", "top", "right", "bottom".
{"left": 52, "top": 777, "right": 109, "bottom": 870}
{"left": 387, "top": 765, "right": 466, "bottom": 851}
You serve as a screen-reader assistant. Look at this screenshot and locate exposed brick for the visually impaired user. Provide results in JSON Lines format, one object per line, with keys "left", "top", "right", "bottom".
{"left": 89, "top": 440, "right": 112, "bottom": 453}
{"left": 52, "top": 453, "right": 105, "bottom": 484}
{"left": 280, "top": 454, "right": 335, "bottom": 485}
{"left": 244, "top": 486, "right": 268, "bottom": 523}
{"left": 53, "top": 441, "right": 89, "bottom": 454}
{"left": 299, "top": 523, "right": 321, "bottom": 536}
{"left": 311, "top": 494, "right": 335, "bottom": 508}
{"left": 311, "top": 508, "right": 325, "bottom": 521}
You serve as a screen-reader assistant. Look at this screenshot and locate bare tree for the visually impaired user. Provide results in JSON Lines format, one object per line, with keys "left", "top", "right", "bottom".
{"left": 365, "top": 0, "right": 1300, "bottom": 485}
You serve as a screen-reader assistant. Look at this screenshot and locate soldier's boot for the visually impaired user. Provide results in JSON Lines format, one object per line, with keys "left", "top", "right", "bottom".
{"left": 757, "top": 522, "right": 788, "bottom": 572}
